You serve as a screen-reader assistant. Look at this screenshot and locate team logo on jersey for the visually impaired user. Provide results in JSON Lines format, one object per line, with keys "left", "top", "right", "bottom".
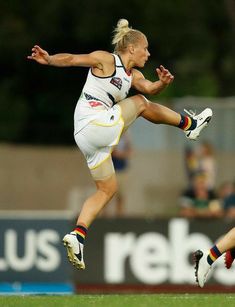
{"left": 110, "top": 77, "right": 122, "bottom": 90}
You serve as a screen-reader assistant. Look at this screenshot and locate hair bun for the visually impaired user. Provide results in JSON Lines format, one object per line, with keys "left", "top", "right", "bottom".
{"left": 112, "top": 18, "right": 141, "bottom": 52}
{"left": 117, "top": 19, "right": 129, "bottom": 29}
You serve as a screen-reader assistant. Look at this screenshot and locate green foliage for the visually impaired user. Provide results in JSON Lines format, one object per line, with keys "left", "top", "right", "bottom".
{"left": 0, "top": 79, "right": 28, "bottom": 141}
{"left": 0, "top": 0, "right": 235, "bottom": 144}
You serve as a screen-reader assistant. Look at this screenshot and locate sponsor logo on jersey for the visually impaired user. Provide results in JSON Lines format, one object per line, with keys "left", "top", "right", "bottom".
{"left": 110, "top": 77, "right": 122, "bottom": 90}
{"left": 123, "top": 77, "right": 130, "bottom": 83}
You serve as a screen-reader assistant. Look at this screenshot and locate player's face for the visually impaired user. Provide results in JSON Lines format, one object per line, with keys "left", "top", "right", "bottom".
{"left": 133, "top": 36, "right": 150, "bottom": 67}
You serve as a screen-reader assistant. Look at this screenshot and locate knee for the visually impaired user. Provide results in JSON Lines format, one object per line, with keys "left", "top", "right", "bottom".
{"left": 102, "top": 184, "right": 118, "bottom": 201}
{"left": 133, "top": 94, "right": 149, "bottom": 113}
{"left": 98, "top": 178, "right": 118, "bottom": 200}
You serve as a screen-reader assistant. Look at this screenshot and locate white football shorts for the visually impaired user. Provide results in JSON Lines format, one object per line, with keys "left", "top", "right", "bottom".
{"left": 74, "top": 104, "right": 124, "bottom": 170}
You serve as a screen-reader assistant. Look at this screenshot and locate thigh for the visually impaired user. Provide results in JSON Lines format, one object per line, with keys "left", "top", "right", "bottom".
{"left": 90, "top": 155, "right": 115, "bottom": 181}
{"left": 118, "top": 95, "right": 147, "bottom": 130}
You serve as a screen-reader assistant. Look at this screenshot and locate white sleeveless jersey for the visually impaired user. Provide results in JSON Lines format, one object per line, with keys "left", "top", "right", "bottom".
{"left": 74, "top": 54, "right": 132, "bottom": 133}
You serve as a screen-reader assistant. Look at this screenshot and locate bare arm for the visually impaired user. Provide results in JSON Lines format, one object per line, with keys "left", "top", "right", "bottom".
{"left": 132, "top": 65, "right": 174, "bottom": 95}
{"left": 27, "top": 45, "right": 110, "bottom": 69}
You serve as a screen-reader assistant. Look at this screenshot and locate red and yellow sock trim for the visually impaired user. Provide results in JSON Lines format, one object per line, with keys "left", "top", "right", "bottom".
{"left": 209, "top": 247, "right": 220, "bottom": 262}
{"left": 183, "top": 116, "right": 192, "bottom": 130}
{"left": 207, "top": 245, "right": 222, "bottom": 265}
{"left": 74, "top": 228, "right": 86, "bottom": 239}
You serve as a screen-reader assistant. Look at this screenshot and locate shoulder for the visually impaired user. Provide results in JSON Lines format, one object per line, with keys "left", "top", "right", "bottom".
{"left": 131, "top": 69, "right": 145, "bottom": 87}
{"left": 132, "top": 68, "right": 145, "bottom": 79}
{"left": 89, "top": 50, "right": 115, "bottom": 74}
{"left": 90, "top": 50, "right": 114, "bottom": 64}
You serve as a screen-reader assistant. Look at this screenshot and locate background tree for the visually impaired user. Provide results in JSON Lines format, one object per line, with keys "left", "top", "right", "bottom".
{"left": 0, "top": 0, "right": 234, "bottom": 144}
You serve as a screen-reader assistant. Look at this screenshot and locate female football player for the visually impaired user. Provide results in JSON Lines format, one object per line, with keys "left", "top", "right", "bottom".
{"left": 28, "top": 19, "right": 212, "bottom": 270}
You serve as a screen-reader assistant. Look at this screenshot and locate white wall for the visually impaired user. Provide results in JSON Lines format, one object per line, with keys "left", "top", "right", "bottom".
{"left": 0, "top": 144, "right": 234, "bottom": 217}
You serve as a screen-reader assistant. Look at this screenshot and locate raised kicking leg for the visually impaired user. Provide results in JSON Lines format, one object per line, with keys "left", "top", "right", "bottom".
{"left": 118, "top": 94, "right": 212, "bottom": 140}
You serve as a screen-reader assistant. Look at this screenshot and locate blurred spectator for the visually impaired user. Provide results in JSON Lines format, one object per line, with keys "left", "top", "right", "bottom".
{"left": 216, "top": 181, "right": 233, "bottom": 208}
{"left": 197, "top": 141, "right": 216, "bottom": 191}
{"left": 224, "top": 183, "right": 235, "bottom": 219}
{"left": 179, "top": 173, "right": 222, "bottom": 218}
{"left": 184, "top": 141, "right": 216, "bottom": 191}
{"left": 111, "top": 132, "right": 133, "bottom": 217}
{"left": 184, "top": 146, "right": 200, "bottom": 187}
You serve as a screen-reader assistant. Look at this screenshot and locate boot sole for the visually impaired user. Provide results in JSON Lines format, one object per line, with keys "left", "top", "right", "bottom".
{"left": 62, "top": 238, "right": 85, "bottom": 270}
{"left": 193, "top": 250, "right": 203, "bottom": 284}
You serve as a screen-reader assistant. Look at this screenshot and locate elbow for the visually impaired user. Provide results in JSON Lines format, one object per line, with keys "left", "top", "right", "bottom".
{"left": 61, "top": 54, "right": 75, "bottom": 67}
{"left": 63, "top": 55, "right": 74, "bottom": 67}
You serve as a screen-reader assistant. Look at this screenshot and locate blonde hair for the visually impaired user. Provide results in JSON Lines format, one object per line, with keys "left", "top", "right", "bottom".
{"left": 112, "top": 19, "right": 145, "bottom": 53}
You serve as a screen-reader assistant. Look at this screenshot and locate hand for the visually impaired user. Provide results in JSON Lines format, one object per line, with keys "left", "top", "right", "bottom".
{"left": 156, "top": 65, "right": 174, "bottom": 85}
{"left": 27, "top": 45, "right": 50, "bottom": 65}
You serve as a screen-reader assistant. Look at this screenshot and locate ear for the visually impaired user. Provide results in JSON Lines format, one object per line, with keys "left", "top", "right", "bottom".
{"left": 128, "top": 44, "right": 135, "bottom": 54}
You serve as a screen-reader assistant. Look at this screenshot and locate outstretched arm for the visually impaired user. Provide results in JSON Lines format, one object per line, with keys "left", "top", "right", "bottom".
{"left": 27, "top": 45, "right": 107, "bottom": 69}
{"left": 132, "top": 65, "right": 174, "bottom": 95}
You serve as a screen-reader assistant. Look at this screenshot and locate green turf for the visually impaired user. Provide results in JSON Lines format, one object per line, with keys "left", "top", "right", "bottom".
{"left": 0, "top": 294, "right": 235, "bottom": 307}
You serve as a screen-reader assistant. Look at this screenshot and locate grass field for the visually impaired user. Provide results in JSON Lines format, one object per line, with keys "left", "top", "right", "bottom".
{"left": 0, "top": 294, "right": 235, "bottom": 307}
